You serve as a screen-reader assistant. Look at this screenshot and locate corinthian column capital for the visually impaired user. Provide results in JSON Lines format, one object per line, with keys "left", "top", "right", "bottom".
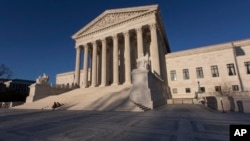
{"left": 149, "top": 23, "right": 158, "bottom": 30}
{"left": 123, "top": 31, "right": 129, "bottom": 37}
{"left": 112, "top": 34, "right": 118, "bottom": 40}
{"left": 136, "top": 27, "right": 143, "bottom": 33}
{"left": 101, "top": 38, "right": 106, "bottom": 44}
{"left": 92, "top": 41, "right": 97, "bottom": 46}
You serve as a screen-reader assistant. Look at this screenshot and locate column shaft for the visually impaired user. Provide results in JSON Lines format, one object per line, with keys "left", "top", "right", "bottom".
{"left": 74, "top": 47, "right": 81, "bottom": 86}
{"left": 113, "top": 35, "right": 119, "bottom": 85}
{"left": 124, "top": 31, "right": 131, "bottom": 84}
{"left": 83, "top": 45, "right": 88, "bottom": 87}
{"left": 91, "top": 42, "right": 97, "bottom": 87}
{"left": 101, "top": 39, "right": 107, "bottom": 86}
{"left": 136, "top": 27, "right": 144, "bottom": 58}
{"left": 150, "top": 23, "right": 161, "bottom": 75}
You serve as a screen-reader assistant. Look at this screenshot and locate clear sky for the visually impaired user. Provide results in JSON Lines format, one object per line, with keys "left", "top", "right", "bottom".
{"left": 1, "top": 0, "right": 250, "bottom": 83}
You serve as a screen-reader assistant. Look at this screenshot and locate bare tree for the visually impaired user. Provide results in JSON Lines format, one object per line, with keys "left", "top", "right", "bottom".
{"left": 0, "top": 64, "right": 13, "bottom": 79}
{"left": 219, "top": 83, "right": 232, "bottom": 96}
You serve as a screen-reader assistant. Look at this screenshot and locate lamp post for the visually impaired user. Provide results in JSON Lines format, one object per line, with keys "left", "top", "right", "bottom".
{"left": 220, "top": 97, "right": 225, "bottom": 113}
{"left": 196, "top": 81, "right": 203, "bottom": 104}
{"left": 197, "top": 81, "right": 201, "bottom": 93}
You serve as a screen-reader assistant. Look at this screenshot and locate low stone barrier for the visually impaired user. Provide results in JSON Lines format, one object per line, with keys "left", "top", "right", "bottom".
{"left": 229, "top": 96, "right": 250, "bottom": 113}
{"left": 206, "top": 96, "right": 231, "bottom": 112}
{"left": 204, "top": 94, "right": 250, "bottom": 113}
{"left": 26, "top": 83, "right": 77, "bottom": 103}
{"left": 241, "top": 100, "right": 250, "bottom": 113}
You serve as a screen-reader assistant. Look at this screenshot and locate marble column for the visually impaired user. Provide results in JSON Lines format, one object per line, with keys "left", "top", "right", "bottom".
{"left": 74, "top": 47, "right": 81, "bottom": 86}
{"left": 97, "top": 49, "right": 101, "bottom": 85}
{"left": 136, "top": 27, "right": 144, "bottom": 58}
{"left": 91, "top": 41, "right": 97, "bottom": 87}
{"left": 100, "top": 38, "right": 107, "bottom": 86}
{"left": 119, "top": 43, "right": 125, "bottom": 83}
{"left": 82, "top": 45, "right": 88, "bottom": 87}
{"left": 149, "top": 23, "right": 161, "bottom": 75}
{"left": 112, "top": 34, "right": 119, "bottom": 85}
{"left": 124, "top": 31, "right": 131, "bottom": 84}
{"left": 107, "top": 47, "right": 111, "bottom": 85}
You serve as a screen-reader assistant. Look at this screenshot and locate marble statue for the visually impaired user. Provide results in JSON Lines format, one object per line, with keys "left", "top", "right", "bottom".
{"left": 36, "top": 73, "right": 49, "bottom": 84}
{"left": 136, "top": 53, "right": 149, "bottom": 69}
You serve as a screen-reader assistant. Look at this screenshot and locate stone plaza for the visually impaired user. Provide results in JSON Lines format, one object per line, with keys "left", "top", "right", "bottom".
{"left": 1, "top": 105, "right": 250, "bottom": 141}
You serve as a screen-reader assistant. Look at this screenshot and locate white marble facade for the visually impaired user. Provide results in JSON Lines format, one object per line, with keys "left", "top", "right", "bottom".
{"left": 57, "top": 5, "right": 169, "bottom": 88}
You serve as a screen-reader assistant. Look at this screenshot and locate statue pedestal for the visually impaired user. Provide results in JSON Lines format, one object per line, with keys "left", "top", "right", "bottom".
{"left": 129, "top": 68, "right": 167, "bottom": 109}
{"left": 26, "top": 83, "right": 51, "bottom": 103}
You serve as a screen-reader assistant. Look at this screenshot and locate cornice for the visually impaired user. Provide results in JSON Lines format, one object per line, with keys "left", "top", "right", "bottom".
{"left": 106, "top": 4, "right": 158, "bottom": 13}
{"left": 166, "top": 38, "right": 250, "bottom": 59}
{"left": 56, "top": 71, "right": 74, "bottom": 77}
{"left": 232, "top": 38, "right": 250, "bottom": 46}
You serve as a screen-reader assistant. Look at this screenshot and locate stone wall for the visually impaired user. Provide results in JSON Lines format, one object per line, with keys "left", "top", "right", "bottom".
{"left": 26, "top": 83, "right": 77, "bottom": 103}
{"left": 204, "top": 93, "right": 250, "bottom": 113}
{"left": 228, "top": 96, "right": 250, "bottom": 112}
{"left": 56, "top": 69, "right": 92, "bottom": 87}
{"left": 205, "top": 96, "right": 231, "bottom": 112}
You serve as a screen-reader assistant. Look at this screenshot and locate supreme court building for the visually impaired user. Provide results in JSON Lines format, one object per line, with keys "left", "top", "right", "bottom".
{"left": 57, "top": 5, "right": 169, "bottom": 87}
{"left": 57, "top": 5, "right": 250, "bottom": 98}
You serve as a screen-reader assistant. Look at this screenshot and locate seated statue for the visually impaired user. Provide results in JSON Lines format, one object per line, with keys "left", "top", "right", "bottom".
{"left": 36, "top": 73, "right": 49, "bottom": 84}
{"left": 136, "top": 53, "right": 149, "bottom": 69}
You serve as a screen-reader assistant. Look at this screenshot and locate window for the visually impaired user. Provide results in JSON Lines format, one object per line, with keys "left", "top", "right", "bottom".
{"left": 200, "top": 87, "right": 205, "bottom": 92}
{"left": 170, "top": 70, "right": 177, "bottom": 81}
{"left": 183, "top": 69, "right": 189, "bottom": 80}
{"left": 227, "top": 64, "right": 236, "bottom": 76}
{"left": 172, "top": 88, "right": 178, "bottom": 94}
{"left": 211, "top": 65, "right": 219, "bottom": 77}
{"left": 244, "top": 61, "right": 250, "bottom": 74}
{"left": 185, "top": 88, "right": 191, "bottom": 93}
{"left": 215, "top": 86, "right": 222, "bottom": 92}
{"left": 232, "top": 85, "right": 239, "bottom": 91}
{"left": 196, "top": 67, "right": 204, "bottom": 78}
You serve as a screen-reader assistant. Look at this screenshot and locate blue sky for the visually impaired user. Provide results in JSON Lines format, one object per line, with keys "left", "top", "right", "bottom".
{"left": 1, "top": 0, "right": 250, "bottom": 83}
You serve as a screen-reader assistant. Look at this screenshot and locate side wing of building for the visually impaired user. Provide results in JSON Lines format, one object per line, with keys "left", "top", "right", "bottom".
{"left": 166, "top": 39, "right": 250, "bottom": 98}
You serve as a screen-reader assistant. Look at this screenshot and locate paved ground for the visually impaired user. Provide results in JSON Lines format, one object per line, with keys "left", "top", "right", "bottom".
{"left": 1, "top": 104, "right": 250, "bottom": 141}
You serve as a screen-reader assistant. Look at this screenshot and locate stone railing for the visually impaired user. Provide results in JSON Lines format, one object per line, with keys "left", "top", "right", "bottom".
{"left": 50, "top": 83, "right": 79, "bottom": 89}
{"left": 25, "top": 83, "right": 78, "bottom": 103}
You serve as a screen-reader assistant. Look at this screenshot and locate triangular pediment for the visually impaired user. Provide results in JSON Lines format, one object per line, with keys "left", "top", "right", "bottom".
{"left": 72, "top": 5, "right": 158, "bottom": 39}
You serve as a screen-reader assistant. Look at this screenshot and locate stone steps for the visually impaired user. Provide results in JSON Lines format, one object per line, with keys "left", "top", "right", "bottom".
{"left": 13, "top": 84, "right": 143, "bottom": 112}
{"left": 59, "top": 85, "right": 142, "bottom": 111}
{"left": 132, "top": 101, "right": 151, "bottom": 111}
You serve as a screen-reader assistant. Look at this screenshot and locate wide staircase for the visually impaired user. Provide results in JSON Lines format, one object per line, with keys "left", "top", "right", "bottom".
{"left": 13, "top": 85, "right": 143, "bottom": 111}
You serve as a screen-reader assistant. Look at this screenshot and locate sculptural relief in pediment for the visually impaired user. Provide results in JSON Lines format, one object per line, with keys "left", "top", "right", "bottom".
{"left": 80, "top": 10, "right": 147, "bottom": 35}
